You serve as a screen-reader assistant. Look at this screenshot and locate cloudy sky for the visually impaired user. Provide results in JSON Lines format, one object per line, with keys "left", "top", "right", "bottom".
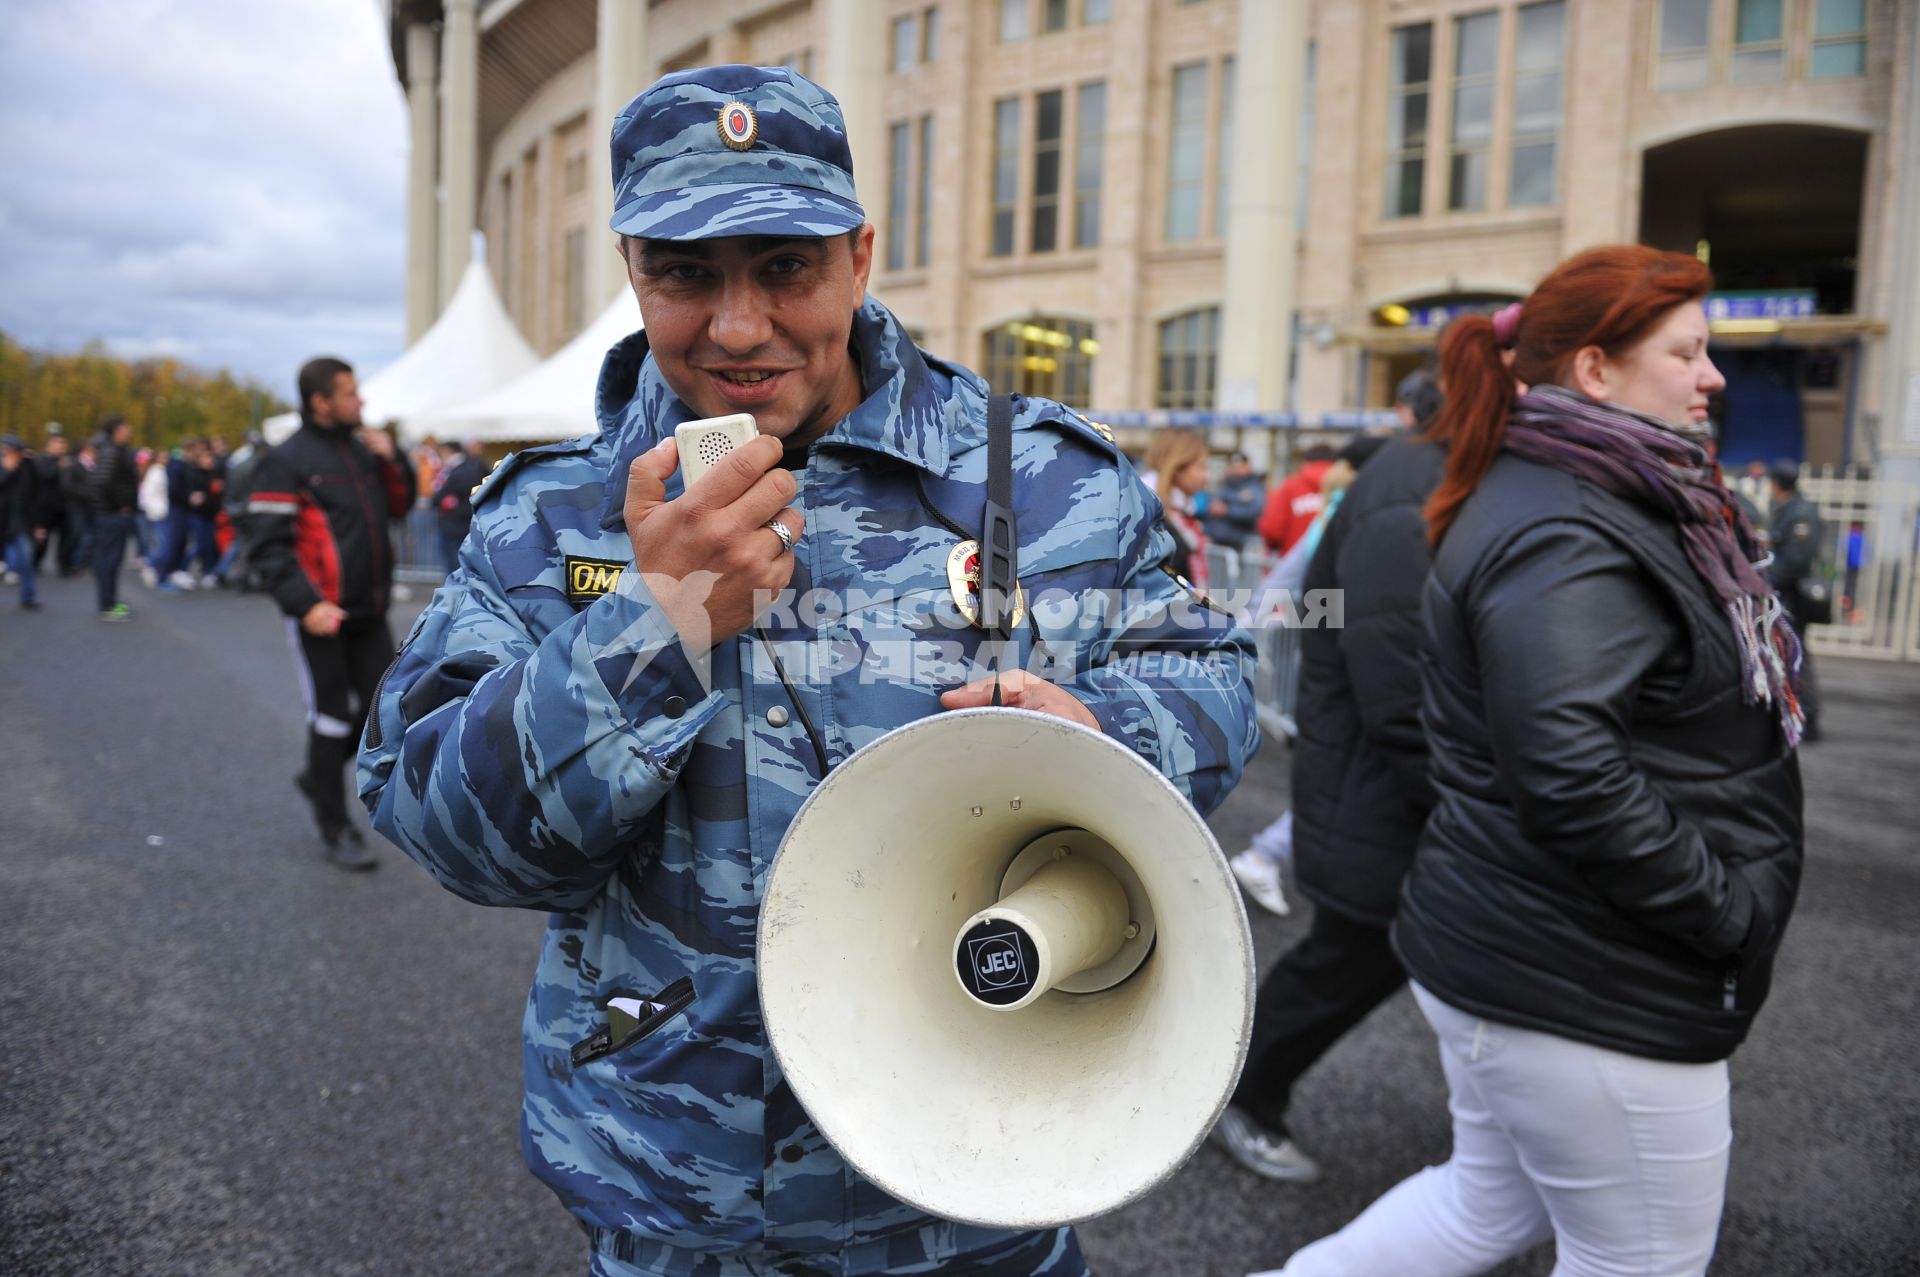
{"left": 0, "top": 0, "right": 410, "bottom": 394}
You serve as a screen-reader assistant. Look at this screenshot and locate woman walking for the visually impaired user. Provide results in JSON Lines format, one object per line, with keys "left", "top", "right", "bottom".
{"left": 1257, "top": 245, "right": 1805, "bottom": 1277}
{"left": 1142, "top": 428, "right": 1212, "bottom": 590}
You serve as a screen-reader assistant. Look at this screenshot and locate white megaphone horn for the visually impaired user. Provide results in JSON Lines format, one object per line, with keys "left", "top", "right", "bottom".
{"left": 758, "top": 707, "right": 1255, "bottom": 1230}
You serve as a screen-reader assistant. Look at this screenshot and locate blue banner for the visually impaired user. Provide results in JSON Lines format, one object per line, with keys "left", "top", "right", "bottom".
{"left": 1706, "top": 291, "right": 1816, "bottom": 321}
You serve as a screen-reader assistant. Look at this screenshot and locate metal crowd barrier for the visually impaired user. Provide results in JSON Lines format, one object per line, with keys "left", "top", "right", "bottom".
{"left": 1731, "top": 468, "right": 1920, "bottom": 662}
{"left": 1203, "top": 543, "right": 1302, "bottom": 742}
{"left": 392, "top": 507, "right": 450, "bottom": 585}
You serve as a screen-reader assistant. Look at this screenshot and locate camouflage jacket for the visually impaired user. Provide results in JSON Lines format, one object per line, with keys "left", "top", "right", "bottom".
{"left": 359, "top": 298, "right": 1258, "bottom": 1274}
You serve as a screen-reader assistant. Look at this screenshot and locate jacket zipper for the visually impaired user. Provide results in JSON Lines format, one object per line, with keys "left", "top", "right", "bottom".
{"left": 337, "top": 436, "right": 387, "bottom": 597}
{"left": 1723, "top": 970, "right": 1739, "bottom": 1011}
{"left": 363, "top": 654, "right": 400, "bottom": 751}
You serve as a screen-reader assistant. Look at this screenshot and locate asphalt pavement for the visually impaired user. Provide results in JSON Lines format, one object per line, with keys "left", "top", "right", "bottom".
{"left": 1, "top": 568, "right": 1915, "bottom": 1276}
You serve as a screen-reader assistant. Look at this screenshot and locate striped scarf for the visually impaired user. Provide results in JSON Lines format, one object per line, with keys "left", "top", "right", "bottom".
{"left": 1505, "top": 386, "right": 1805, "bottom": 747}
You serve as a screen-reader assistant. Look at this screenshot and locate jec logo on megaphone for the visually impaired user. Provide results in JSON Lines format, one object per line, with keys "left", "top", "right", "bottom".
{"left": 960, "top": 919, "right": 1039, "bottom": 1006}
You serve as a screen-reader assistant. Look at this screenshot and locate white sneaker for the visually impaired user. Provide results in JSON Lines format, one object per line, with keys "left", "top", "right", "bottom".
{"left": 168, "top": 571, "right": 197, "bottom": 590}
{"left": 140, "top": 565, "right": 159, "bottom": 588}
{"left": 1210, "top": 1106, "right": 1321, "bottom": 1182}
{"left": 199, "top": 573, "right": 219, "bottom": 589}
{"left": 1230, "top": 849, "right": 1291, "bottom": 917}
{"left": 1249, "top": 809, "right": 1295, "bottom": 868}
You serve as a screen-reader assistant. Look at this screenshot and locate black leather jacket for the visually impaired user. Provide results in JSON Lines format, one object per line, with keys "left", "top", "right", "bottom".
{"left": 1291, "top": 436, "right": 1446, "bottom": 926}
{"left": 1394, "top": 453, "right": 1803, "bottom": 1063}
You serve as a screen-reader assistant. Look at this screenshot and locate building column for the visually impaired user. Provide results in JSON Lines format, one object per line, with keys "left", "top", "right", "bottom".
{"left": 595, "top": 0, "right": 649, "bottom": 306}
{"left": 1094, "top": 0, "right": 1153, "bottom": 410}
{"left": 1559, "top": 0, "right": 1636, "bottom": 251}
{"left": 404, "top": 22, "right": 440, "bottom": 343}
{"left": 821, "top": 0, "right": 886, "bottom": 230}
{"left": 1294, "top": 0, "right": 1361, "bottom": 419}
{"left": 439, "top": 0, "right": 479, "bottom": 308}
{"left": 1881, "top": 7, "right": 1920, "bottom": 474}
{"left": 928, "top": 0, "right": 976, "bottom": 361}
{"left": 1218, "top": 0, "right": 1309, "bottom": 412}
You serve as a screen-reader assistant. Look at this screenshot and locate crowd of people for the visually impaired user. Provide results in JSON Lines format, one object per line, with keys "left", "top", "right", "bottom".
{"left": 0, "top": 422, "right": 492, "bottom": 619}
{"left": 0, "top": 424, "right": 264, "bottom": 612}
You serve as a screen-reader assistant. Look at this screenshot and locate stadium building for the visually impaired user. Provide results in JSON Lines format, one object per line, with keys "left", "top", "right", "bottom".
{"left": 385, "top": 0, "right": 1920, "bottom": 471}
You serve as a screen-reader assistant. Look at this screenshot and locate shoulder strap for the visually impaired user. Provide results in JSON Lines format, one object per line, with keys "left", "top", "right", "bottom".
{"left": 979, "top": 393, "right": 1018, "bottom": 640}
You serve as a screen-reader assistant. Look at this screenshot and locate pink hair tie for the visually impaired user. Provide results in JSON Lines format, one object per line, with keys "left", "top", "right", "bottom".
{"left": 1491, "top": 302, "right": 1523, "bottom": 349}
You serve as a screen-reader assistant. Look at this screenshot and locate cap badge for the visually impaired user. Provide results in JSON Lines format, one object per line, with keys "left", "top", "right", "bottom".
{"left": 717, "top": 102, "right": 758, "bottom": 151}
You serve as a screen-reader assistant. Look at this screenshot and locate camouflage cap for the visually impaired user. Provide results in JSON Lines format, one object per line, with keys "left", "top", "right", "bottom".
{"left": 609, "top": 64, "right": 866, "bottom": 242}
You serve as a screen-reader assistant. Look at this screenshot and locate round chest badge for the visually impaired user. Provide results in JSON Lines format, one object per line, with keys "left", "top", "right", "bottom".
{"left": 945, "top": 539, "right": 1026, "bottom": 630}
{"left": 717, "top": 101, "right": 758, "bottom": 151}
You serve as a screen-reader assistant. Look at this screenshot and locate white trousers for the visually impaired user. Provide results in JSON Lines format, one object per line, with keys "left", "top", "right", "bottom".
{"left": 1265, "top": 984, "right": 1731, "bottom": 1277}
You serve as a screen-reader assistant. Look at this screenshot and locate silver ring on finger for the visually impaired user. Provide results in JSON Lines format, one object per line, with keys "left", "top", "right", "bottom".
{"left": 765, "top": 516, "right": 795, "bottom": 555}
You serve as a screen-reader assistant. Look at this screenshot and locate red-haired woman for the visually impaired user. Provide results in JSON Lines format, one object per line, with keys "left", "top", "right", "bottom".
{"left": 1255, "top": 246, "right": 1805, "bottom": 1277}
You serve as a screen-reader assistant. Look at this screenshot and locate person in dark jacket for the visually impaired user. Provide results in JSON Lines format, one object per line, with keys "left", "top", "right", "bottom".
{"left": 183, "top": 440, "right": 224, "bottom": 585}
{"left": 214, "top": 432, "right": 266, "bottom": 588}
{"left": 1, "top": 435, "right": 42, "bottom": 610}
{"left": 154, "top": 439, "right": 221, "bottom": 586}
{"left": 246, "top": 357, "right": 417, "bottom": 869}
{"left": 430, "top": 439, "right": 487, "bottom": 571}
{"left": 1202, "top": 453, "right": 1266, "bottom": 552}
{"left": 87, "top": 416, "right": 141, "bottom": 621}
{"left": 1391, "top": 368, "right": 1443, "bottom": 433}
{"left": 1213, "top": 419, "right": 1445, "bottom": 1184}
{"left": 1767, "top": 460, "right": 1824, "bottom": 740}
{"left": 30, "top": 429, "right": 69, "bottom": 573}
{"left": 1262, "top": 246, "right": 1805, "bottom": 1277}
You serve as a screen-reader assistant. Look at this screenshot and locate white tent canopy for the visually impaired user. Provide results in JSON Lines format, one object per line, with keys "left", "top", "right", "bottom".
{"left": 414, "top": 288, "right": 642, "bottom": 445}
{"left": 264, "top": 259, "right": 538, "bottom": 444}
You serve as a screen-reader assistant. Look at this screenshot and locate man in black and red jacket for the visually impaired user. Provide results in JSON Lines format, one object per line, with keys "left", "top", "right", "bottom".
{"left": 247, "top": 356, "right": 416, "bottom": 869}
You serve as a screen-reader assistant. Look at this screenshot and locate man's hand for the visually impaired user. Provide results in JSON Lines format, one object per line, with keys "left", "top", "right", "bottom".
{"left": 359, "top": 428, "right": 396, "bottom": 461}
{"left": 941, "top": 669, "right": 1099, "bottom": 730}
{"left": 301, "top": 600, "right": 348, "bottom": 636}
{"left": 623, "top": 435, "right": 801, "bottom": 651}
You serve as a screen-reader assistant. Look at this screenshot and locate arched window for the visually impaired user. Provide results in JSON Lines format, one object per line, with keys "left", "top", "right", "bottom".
{"left": 1156, "top": 307, "right": 1219, "bottom": 410}
{"left": 982, "top": 317, "right": 1098, "bottom": 408}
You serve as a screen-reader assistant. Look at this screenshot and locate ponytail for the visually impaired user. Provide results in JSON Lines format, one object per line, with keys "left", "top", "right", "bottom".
{"left": 1423, "top": 315, "right": 1515, "bottom": 546}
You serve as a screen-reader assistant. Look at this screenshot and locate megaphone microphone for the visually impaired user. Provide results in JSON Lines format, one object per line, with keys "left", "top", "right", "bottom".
{"left": 759, "top": 707, "right": 1253, "bottom": 1230}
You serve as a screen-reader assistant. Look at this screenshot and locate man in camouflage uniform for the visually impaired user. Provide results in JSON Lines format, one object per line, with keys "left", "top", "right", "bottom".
{"left": 360, "top": 65, "right": 1257, "bottom": 1276}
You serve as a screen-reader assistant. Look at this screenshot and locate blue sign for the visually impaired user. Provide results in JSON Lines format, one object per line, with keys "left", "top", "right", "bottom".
{"left": 1706, "top": 291, "right": 1815, "bottom": 321}
{"left": 1406, "top": 305, "right": 1468, "bottom": 328}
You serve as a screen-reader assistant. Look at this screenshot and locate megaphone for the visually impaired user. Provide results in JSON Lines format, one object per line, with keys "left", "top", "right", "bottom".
{"left": 758, "top": 707, "right": 1254, "bottom": 1229}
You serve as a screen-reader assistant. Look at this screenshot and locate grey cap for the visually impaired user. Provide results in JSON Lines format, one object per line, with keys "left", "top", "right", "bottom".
{"left": 608, "top": 64, "right": 865, "bottom": 242}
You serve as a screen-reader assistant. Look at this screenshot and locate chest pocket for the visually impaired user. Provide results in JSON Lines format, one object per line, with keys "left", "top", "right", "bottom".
{"left": 834, "top": 517, "right": 1118, "bottom": 694}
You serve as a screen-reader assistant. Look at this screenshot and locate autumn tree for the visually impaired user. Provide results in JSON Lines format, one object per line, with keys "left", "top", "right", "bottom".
{"left": 0, "top": 332, "right": 290, "bottom": 451}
